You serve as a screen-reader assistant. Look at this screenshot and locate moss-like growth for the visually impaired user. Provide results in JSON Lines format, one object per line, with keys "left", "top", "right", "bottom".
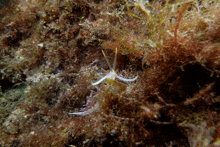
{"left": 1, "top": 0, "right": 220, "bottom": 146}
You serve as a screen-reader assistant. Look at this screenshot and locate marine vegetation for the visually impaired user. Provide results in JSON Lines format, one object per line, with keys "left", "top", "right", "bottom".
{"left": 1, "top": 0, "right": 220, "bottom": 146}
{"left": 69, "top": 48, "right": 138, "bottom": 116}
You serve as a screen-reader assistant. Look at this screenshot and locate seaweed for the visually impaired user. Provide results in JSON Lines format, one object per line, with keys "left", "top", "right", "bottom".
{"left": 1, "top": 0, "right": 220, "bottom": 146}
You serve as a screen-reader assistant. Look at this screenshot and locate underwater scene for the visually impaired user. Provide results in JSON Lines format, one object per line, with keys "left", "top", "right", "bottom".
{"left": 1, "top": 0, "right": 220, "bottom": 146}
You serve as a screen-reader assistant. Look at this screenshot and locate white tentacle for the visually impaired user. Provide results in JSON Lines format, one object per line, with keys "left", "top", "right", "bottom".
{"left": 92, "top": 73, "right": 110, "bottom": 85}
{"left": 116, "top": 75, "right": 138, "bottom": 82}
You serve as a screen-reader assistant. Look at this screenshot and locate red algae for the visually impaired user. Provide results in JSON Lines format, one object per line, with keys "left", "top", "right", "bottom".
{"left": 0, "top": 0, "right": 220, "bottom": 146}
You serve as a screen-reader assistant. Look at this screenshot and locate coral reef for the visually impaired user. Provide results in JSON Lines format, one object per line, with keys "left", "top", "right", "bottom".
{"left": 1, "top": 0, "right": 220, "bottom": 146}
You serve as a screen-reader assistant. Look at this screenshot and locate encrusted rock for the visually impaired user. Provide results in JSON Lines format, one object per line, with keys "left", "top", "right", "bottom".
{"left": 3, "top": 108, "right": 29, "bottom": 134}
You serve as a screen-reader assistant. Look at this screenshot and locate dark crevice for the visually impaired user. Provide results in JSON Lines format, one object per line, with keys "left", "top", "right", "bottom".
{"left": 159, "top": 62, "right": 216, "bottom": 104}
